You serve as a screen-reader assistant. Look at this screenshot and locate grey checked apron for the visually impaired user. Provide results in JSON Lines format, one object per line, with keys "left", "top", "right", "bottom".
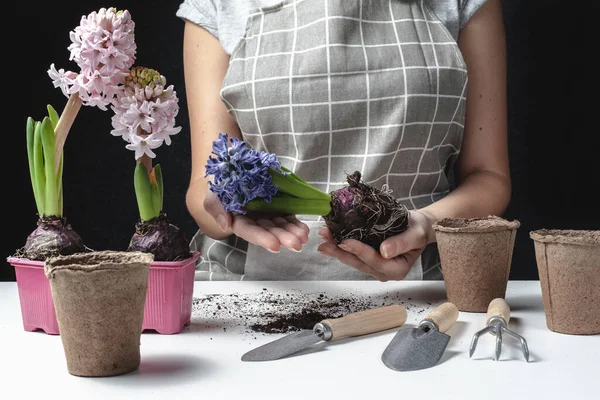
{"left": 191, "top": 0, "right": 468, "bottom": 281}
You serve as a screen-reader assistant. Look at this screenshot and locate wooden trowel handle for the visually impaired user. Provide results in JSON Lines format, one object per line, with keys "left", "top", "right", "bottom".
{"left": 423, "top": 302, "right": 459, "bottom": 333}
{"left": 321, "top": 305, "right": 407, "bottom": 341}
{"left": 486, "top": 298, "right": 510, "bottom": 325}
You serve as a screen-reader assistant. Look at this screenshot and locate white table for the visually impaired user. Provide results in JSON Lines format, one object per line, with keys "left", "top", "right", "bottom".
{"left": 0, "top": 281, "right": 597, "bottom": 399}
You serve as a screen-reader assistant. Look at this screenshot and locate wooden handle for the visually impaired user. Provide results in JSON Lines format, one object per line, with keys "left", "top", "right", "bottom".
{"left": 322, "top": 305, "right": 407, "bottom": 341}
{"left": 422, "top": 302, "right": 459, "bottom": 333}
{"left": 486, "top": 298, "right": 510, "bottom": 325}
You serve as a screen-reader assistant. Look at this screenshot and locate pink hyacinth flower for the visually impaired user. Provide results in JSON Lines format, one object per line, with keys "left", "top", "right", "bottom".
{"left": 48, "top": 7, "right": 136, "bottom": 110}
{"left": 125, "top": 133, "right": 163, "bottom": 160}
{"left": 111, "top": 67, "right": 182, "bottom": 159}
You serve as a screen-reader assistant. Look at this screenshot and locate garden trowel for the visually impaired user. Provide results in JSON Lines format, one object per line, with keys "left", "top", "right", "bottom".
{"left": 241, "top": 304, "right": 407, "bottom": 362}
{"left": 381, "top": 302, "right": 459, "bottom": 371}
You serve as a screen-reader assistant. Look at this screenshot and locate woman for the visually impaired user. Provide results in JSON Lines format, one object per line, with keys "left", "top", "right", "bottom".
{"left": 176, "top": 0, "right": 510, "bottom": 281}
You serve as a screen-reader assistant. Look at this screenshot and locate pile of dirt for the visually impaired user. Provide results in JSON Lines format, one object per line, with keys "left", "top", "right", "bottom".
{"left": 191, "top": 288, "right": 432, "bottom": 335}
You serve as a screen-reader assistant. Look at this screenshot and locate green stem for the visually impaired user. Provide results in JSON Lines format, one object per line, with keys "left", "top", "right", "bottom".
{"left": 270, "top": 169, "right": 330, "bottom": 200}
{"left": 40, "top": 117, "right": 59, "bottom": 216}
{"left": 54, "top": 94, "right": 81, "bottom": 174}
{"left": 134, "top": 162, "right": 159, "bottom": 222}
{"left": 47, "top": 105, "right": 64, "bottom": 215}
{"left": 57, "top": 154, "right": 64, "bottom": 215}
{"left": 245, "top": 196, "right": 331, "bottom": 216}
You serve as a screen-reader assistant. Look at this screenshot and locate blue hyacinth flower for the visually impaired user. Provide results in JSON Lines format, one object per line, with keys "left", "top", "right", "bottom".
{"left": 205, "top": 133, "right": 286, "bottom": 214}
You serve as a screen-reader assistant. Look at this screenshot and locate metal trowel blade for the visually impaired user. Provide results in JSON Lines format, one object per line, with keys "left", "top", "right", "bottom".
{"left": 241, "top": 330, "right": 324, "bottom": 362}
{"left": 381, "top": 326, "right": 450, "bottom": 371}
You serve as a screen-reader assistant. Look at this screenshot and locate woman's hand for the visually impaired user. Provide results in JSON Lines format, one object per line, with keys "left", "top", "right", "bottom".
{"left": 317, "top": 209, "right": 436, "bottom": 281}
{"left": 182, "top": 23, "right": 308, "bottom": 254}
{"left": 203, "top": 191, "right": 310, "bottom": 253}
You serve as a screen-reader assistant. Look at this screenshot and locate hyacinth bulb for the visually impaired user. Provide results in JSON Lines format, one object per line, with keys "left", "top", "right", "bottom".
{"left": 21, "top": 217, "right": 87, "bottom": 261}
{"left": 127, "top": 213, "right": 190, "bottom": 262}
{"left": 324, "top": 171, "right": 410, "bottom": 249}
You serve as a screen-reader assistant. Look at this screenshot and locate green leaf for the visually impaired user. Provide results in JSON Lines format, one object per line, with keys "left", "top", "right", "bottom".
{"left": 32, "top": 121, "right": 45, "bottom": 215}
{"left": 152, "top": 164, "right": 164, "bottom": 215}
{"left": 26, "top": 117, "right": 43, "bottom": 215}
{"left": 134, "top": 163, "right": 158, "bottom": 222}
{"left": 245, "top": 196, "right": 331, "bottom": 216}
{"left": 47, "top": 104, "right": 59, "bottom": 129}
{"left": 40, "top": 117, "right": 59, "bottom": 216}
{"left": 270, "top": 169, "right": 331, "bottom": 200}
{"left": 280, "top": 166, "right": 309, "bottom": 184}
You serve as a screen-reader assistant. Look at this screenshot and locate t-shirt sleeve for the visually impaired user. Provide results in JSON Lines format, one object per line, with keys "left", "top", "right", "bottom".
{"left": 459, "top": 0, "right": 489, "bottom": 28}
{"left": 176, "top": 0, "right": 219, "bottom": 39}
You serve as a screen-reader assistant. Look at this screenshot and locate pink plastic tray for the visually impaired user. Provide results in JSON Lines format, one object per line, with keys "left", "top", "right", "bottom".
{"left": 6, "top": 251, "right": 200, "bottom": 335}
{"left": 142, "top": 252, "right": 200, "bottom": 334}
{"left": 7, "top": 257, "right": 60, "bottom": 334}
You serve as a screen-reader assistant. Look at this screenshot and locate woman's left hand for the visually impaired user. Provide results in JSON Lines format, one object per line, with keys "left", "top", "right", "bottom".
{"left": 317, "top": 209, "right": 436, "bottom": 281}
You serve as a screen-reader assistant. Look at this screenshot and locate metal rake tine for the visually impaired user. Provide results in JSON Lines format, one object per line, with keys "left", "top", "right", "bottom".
{"left": 494, "top": 325, "right": 503, "bottom": 361}
{"left": 469, "top": 325, "right": 493, "bottom": 358}
{"left": 503, "top": 327, "right": 530, "bottom": 362}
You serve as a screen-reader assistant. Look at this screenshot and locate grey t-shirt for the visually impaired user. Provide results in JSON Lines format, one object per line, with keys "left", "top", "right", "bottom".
{"left": 176, "top": 0, "right": 488, "bottom": 55}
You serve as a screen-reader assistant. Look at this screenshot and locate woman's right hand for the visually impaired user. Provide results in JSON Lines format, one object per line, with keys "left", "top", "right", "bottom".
{"left": 182, "top": 23, "right": 308, "bottom": 253}
{"left": 203, "top": 191, "right": 310, "bottom": 253}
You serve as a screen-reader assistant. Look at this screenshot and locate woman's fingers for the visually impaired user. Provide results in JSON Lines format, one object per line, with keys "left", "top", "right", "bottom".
{"left": 232, "top": 217, "right": 281, "bottom": 253}
{"left": 338, "top": 239, "right": 385, "bottom": 267}
{"left": 339, "top": 239, "right": 412, "bottom": 280}
{"left": 318, "top": 226, "right": 335, "bottom": 242}
{"left": 380, "top": 211, "right": 429, "bottom": 259}
{"left": 256, "top": 219, "right": 303, "bottom": 251}
{"left": 203, "top": 191, "right": 232, "bottom": 232}
{"left": 272, "top": 216, "right": 309, "bottom": 244}
{"left": 318, "top": 242, "right": 388, "bottom": 281}
{"left": 204, "top": 196, "right": 311, "bottom": 253}
{"left": 395, "top": 249, "right": 421, "bottom": 274}
{"left": 284, "top": 215, "right": 310, "bottom": 232}
{"left": 316, "top": 220, "right": 427, "bottom": 280}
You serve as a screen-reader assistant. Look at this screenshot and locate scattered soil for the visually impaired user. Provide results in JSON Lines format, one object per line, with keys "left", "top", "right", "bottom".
{"left": 251, "top": 310, "right": 333, "bottom": 333}
{"left": 191, "top": 288, "right": 435, "bottom": 336}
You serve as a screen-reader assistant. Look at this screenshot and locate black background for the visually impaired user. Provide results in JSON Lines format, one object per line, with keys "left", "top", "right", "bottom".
{"left": 4, "top": 0, "right": 598, "bottom": 282}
